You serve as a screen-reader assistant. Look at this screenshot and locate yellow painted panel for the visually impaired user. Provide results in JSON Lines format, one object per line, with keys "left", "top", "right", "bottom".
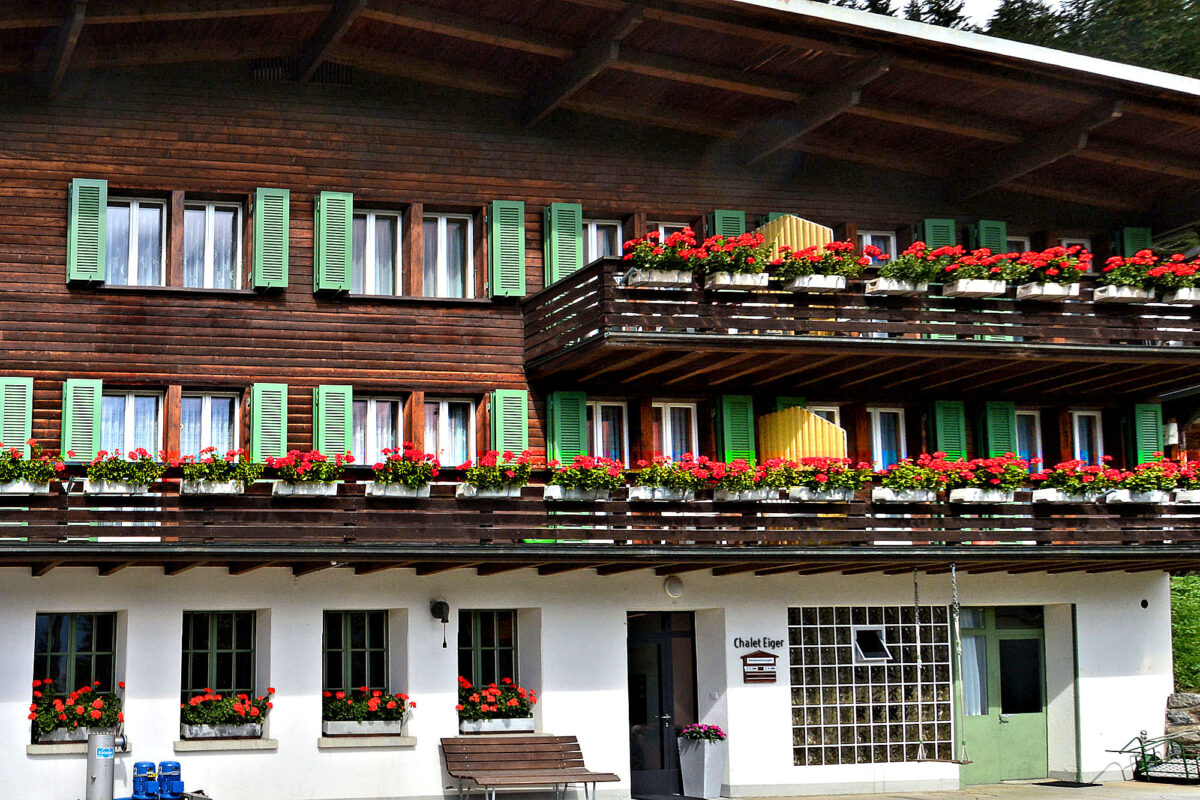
{"left": 753, "top": 214, "right": 834, "bottom": 260}
{"left": 758, "top": 406, "right": 847, "bottom": 461}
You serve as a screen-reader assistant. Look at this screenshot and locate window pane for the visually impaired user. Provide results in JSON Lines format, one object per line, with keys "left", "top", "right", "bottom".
{"left": 870, "top": 235, "right": 892, "bottom": 262}
{"left": 668, "top": 406, "right": 692, "bottom": 458}
{"left": 375, "top": 401, "right": 397, "bottom": 461}
{"left": 600, "top": 405, "right": 625, "bottom": 462}
{"left": 586, "top": 405, "right": 595, "bottom": 456}
{"left": 597, "top": 223, "right": 619, "bottom": 259}
{"left": 422, "top": 218, "right": 438, "bottom": 297}
{"left": 448, "top": 402, "right": 471, "bottom": 465}
{"left": 1016, "top": 414, "right": 1039, "bottom": 462}
{"left": 812, "top": 408, "right": 837, "bottom": 424}
{"left": 425, "top": 401, "right": 439, "bottom": 459}
{"left": 876, "top": 412, "right": 901, "bottom": 467}
{"left": 445, "top": 219, "right": 468, "bottom": 299}
{"left": 106, "top": 204, "right": 130, "bottom": 285}
{"left": 213, "top": 207, "right": 237, "bottom": 290}
{"left": 181, "top": 396, "right": 203, "bottom": 458}
{"left": 999, "top": 639, "right": 1043, "bottom": 714}
{"left": 353, "top": 400, "right": 368, "bottom": 461}
{"left": 183, "top": 207, "right": 206, "bottom": 288}
{"left": 1075, "top": 416, "right": 1098, "bottom": 463}
{"left": 652, "top": 407, "right": 663, "bottom": 457}
{"left": 352, "top": 215, "right": 367, "bottom": 294}
{"left": 136, "top": 204, "right": 163, "bottom": 286}
{"left": 375, "top": 216, "right": 397, "bottom": 295}
{"left": 962, "top": 635, "right": 988, "bottom": 715}
{"left": 210, "top": 397, "right": 235, "bottom": 455}
{"left": 101, "top": 395, "right": 126, "bottom": 454}
{"left": 132, "top": 396, "right": 159, "bottom": 453}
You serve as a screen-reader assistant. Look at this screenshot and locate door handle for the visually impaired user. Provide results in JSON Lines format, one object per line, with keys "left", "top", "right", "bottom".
{"left": 999, "top": 715, "right": 1010, "bottom": 723}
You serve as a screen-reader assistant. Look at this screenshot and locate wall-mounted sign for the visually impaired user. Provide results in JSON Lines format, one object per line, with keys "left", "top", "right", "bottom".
{"left": 740, "top": 650, "right": 779, "bottom": 684}
{"left": 733, "top": 636, "right": 783, "bottom": 650}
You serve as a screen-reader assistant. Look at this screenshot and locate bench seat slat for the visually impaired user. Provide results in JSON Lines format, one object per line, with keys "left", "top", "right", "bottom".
{"left": 441, "top": 735, "right": 618, "bottom": 793}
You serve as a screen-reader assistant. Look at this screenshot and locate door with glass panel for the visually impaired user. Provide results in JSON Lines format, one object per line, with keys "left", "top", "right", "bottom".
{"left": 959, "top": 606, "right": 1048, "bottom": 785}
{"left": 627, "top": 612, "right": 697, "bottom": 797}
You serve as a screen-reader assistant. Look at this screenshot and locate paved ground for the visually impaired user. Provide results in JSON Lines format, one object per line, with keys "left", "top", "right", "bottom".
{"left": 756, "top": 780, "right": 1200, "bottom": 800}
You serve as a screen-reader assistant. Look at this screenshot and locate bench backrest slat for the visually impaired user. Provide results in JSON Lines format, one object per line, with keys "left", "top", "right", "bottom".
{"left": 441, "top": 736, "right": 590, "bottom": 778}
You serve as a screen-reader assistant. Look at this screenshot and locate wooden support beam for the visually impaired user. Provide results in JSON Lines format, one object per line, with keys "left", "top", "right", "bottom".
{"left": 611, "top": 49, "right": 801, "bottom": 102}
{"left": 31, "top": 561, "right": 63, "bottom": 577}
{"left": 164, "top": 562, "right": 204, "bottom": 576}
{"left": 98, "top": 561, "right": 134, "bottom": 576}
{"left": 537, "top": 562, "right": 604, "bottom": 575}
{"left": 413, "top": 562, "right": 469, "bottom": 576}
{"left": 479, "top": 563, "right": 538, "bottom": 576}
{"left": 353, "top": 561, "right": 409, "bottom": 575}
{"left": 229, "top": 561, "right": 276, "bottom": 575}
{"left": 292, "top": 562, "right": 338, "bottom": 577}
{"left": 595, "top": 563, "right": 646, "bottom": 575}
{"left": 1079, "top": 139, "right": 1200, "bottom": 181}
{"left": 662, "top": 353, "right": 761, "bottom": 386}
{"left": 752, "top": 355, "right": 842, "bottom": 386}
{"left": 45, "top": 0, "right": 86, "bottom": 99}
{"left": 363, "top": 2, "right": 572, "bottom": 58}
{"left": 655, "top": 563, "right": 719, "bottom": 575}
{"left": 847, "top": 99, "right": 1024, "bottom": 144}
{"left": 295, "top": 0, "right": 367, "bottom": 81}
{"left": 0, "top": 1, "right": 326, "bottom": 29}
{"left": 710, "top": 564, "right": 765, "bottom": 576}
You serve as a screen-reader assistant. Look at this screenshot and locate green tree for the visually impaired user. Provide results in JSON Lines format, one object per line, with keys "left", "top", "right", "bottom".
{"left": 834, "top": 0, "right": 899, "bottom": 14}
{"left": 985, "top": 0, "right": 1064, "bottom": 46}
{"left": 904, "top": 0, "right": 974, "bottom": 28}
{"left": 1172, "top": 575, "right": 1200, "bottom": 691}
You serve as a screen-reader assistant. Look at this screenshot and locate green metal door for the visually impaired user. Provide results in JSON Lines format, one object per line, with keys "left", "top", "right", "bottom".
{"left": 959, "top": 606, "right": 1048, "bottom": 785}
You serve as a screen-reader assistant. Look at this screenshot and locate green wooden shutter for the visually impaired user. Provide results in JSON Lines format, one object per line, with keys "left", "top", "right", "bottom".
{"left": 488, "top": 200, "right": 526, "bottom": 298}
{"left": 972, "top": 220, "right": 1007, "bottom": 252}
{"left": 764, "top": 212, "right": 790, "bottom": 224}
{"left": 544, "top": 203, "right": 584, "bottom": 285}
{"left": 982, "top": 401, "right": 1017, "bottom": 458}
{"left": 775, "top": 397, "right": 806, "bottom": 412}
{"left": 1129, "top": 403, "right": 1164, "bottom": 465}
{"left": 67, "top": 178, "right": 107, "bottom": 284}
{"left": 253, "top": 187, "right": 290, "bottom": 289}
{"left": 708, "top": 210, "right": 746, "bottom": 238}
{"left": 0, "top": 378, "right": 34, "bottom": 457}
{"left": 250, "top": 383, "right": 288, "bottom": 462}
{"left": 315, "top": 191, "right": 353, "bottom": 292}
{"left": 62, "top": 378, "right": 102, "bottom": 462}
{"left": 1118, "top": 227, "right": 1153, "bottom": 257}
{"left": 719, "top": 395, "right": 756, "bottom": 462}
{"left": 932, "top": 400, "right": 967, "bottom": 460}
{"left": 547, "top": 391, "right": 587, "bottom": 463}
{"left": 313, "top": 385, "right": 353, "bottom": 455}
{"left": 920, "top": 218, "right": 957, "bottom": 248}
{"left": 490, "top": 390, "right": 529, "bottom": 454}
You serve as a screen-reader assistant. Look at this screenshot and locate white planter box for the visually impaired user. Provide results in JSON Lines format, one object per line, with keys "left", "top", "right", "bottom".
{"left": 1175, "top": 489, "right": 1200, "bottom": 504}
{"left": 783, "top": 274, "right": 846, "bottom": 293}
{"left": 84, "top": 480, "right": 150, "bottom": 495}
{"left": 627, "top": 486, "right": 695, "bottom": 502}
{"left": 943, "top": 279, "right": 1007, "bottom": 298}
{"left": 543, "top": 485, "right": 609, "bottom": 502}
{"left": 871, "top": 487, "right": 937, "bottom": 503}
{"left": 456, "top": 484, "right": 522, "bottom": 499}
{"left": 712, "top": 488, "right": 776, "bottom": 502}
{"left": 365, "top": 482, "right": 431, "bottom": 499}
{"left": 458, "top": 718, "right": 535, "bottom": 734}
{"left": 788, "top": 487, "right": 856, "bottom": 502}
{"left": 1031, "top": 488, "right": 1094, "bottom": 504}
{"left": 704, "top": 272, "right": 770, "bottom": 291}
{"left": 949, "top": 487, "right": 1014, "bottom": 504}
{"left": 1094, "top": 285, "right": 1154, "bottom": 304}
{"left": 1163, "top": 288, "right": 1200, "bottom": 305}
{"left": 1016, "top": 282, "right": 1080, "bottom": 302}
{"left": 679, "top": 739, "right": 727, "bottom": 800}
{"left": 0, "top": 480, "right": 50, "bottom": 495}
{"left": 272, "top": 482, "right": 338, "bottom": 497}
{"left": 181, "top": 480, "right": 244, "bottom": 495}
{"left": 38, "top": 727, "right": 99, "bottom": 743}
{"left": 623, "top": 268, "right": 693, "bottom": 289}
{"left": 865, "top": 278, "right": 928, "bottom": 296}
{"left": 322, "top": 719, "right": 406, "bottom": 736}
{"left": 1107, "top": 488, "right": 1170, "bottom": 504}
{"left": 180, "top": 723, "right": 262, "bottom": 740}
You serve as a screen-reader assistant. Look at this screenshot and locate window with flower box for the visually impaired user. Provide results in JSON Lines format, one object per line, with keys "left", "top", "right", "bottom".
{"left": 1007, "top": 236, "right": 1032, "bottom": 252}
{"left": 180, "top": 393, "right": 238, "bottom": 459}
{"left": 184, "top": 201, "right": 241, "bottom": 289}
{"left": 323, "top": 610, "right": 389, "bottom": 693}
{"left": 583, "top": 219, "right": 622, "bottom": 264}
{"left": 586, "top": 401, "right": 629, "bottom": 466}
{"left": 651, "top": 222, "right": 688, "bottom": 240}
{"left": 425, "top": 398, "right": 474, "bottom": 466}
{"left": 107, "top": 198, "right": 166, "bottom": 287}
{"left": 1060, "top": 237, "right": 1091, "bottom": 250}
{"left": 459, "top": 609, "right": 518, "bottom": 688}
{"left": 181, "top": 611, "right": 256, "bottom": 701}
{"left": 857, "top": 231, "right": 895, "bottom": 264}
{"left": 352, "top": 211, "right": 401, "bottom": 296}
{"left": 1016, "top": 411, "right": 1042, "bottom": 463}
{"left": 1072, "top": 411, "right": 1104, "bottom": 463}
{"left": 651, "top": 402, "right": 698, "bottom": 461}
{"left": 353, "top": 398, "right": 402, "bottom": 465}
{"left": 423, "top": 213, "right": 473, "bottom": 299}
{"left": 100, "top": 392, "right": 162, "bottom": 454}
{"left": 34, "top": 612, "right": 117, "bottom": 692}
{"left": 868, "top": 407, "right": 906, "bottom": 468}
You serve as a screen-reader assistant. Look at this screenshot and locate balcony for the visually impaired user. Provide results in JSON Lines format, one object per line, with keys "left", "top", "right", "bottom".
{"left": 523, "top": 259, "right": 1200, "bottom": 399}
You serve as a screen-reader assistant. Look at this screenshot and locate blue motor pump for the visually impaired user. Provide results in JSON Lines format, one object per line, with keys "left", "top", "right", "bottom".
{"left": 121, "top": 760, "right": 185, "bottom": 800}
{"left": 131, "top": 762, "right": 157, "bottom": 800}
{"left": 157, "top": 762, "right": 184, "bottom": 799}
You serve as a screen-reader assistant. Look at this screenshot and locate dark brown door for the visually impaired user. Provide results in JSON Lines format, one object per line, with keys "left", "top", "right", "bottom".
{"left": 628, "top": 612, "right": 697, "bottom": 797}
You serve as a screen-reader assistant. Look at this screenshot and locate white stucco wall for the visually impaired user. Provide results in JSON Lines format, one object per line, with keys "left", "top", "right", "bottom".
{"left": 0, "top": 566, "right": 1170, "bottom": 799}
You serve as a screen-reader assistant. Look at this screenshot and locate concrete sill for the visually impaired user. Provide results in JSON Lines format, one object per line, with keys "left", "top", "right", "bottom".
{"left": 318, "top": 735, "right": 417, "bottom": 750}
{"left": 174, "top": 738, "right": 278, "bottom": 753}
{"left": 27, "top": 742, "right": 131, "bottom": 756}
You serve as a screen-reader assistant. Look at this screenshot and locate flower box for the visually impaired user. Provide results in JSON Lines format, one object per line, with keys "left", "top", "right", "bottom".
{"left": 84, "top": 480, "right": 150, "bottom": 495}
{"left": 679, "top": 738, "right": 726, "bottom": 800}
{"left": 627, "top": 486, "right": 695, "bottom": 502}
{"left": 456, "top": 484, "right": 522, "bottom": 499}
{"left": 949, "top": 488, "right": 1014, "bottom": 504}
{"left": 322, "top": 720, "right": 406, "bottom": 736}
{"left": 1094, "top": 285, "right": 1154, "bottom": 304}
{"left": 1106, "top": 489, "right": 1170, "bottom": 505}
{"left": 783, "top": 274, "right": 845, "bottom": 293}
{"left": 787, "top": 487, "right": 856, "bottom": 502}
{"left": 272, "top": 482, "right": 338, "bottom": 497}
{"left": 181, "top": 480, "right": 244, "bottom": 496}
{"left": 712, "top": 488, "right": 776, "bottom": 502}
{"left": 864, "top": 278, "right": 928, "bottom": 297}
{"left": 180, "top": 723, "right": 262, "bottom": 740}
{"left": 1163, "top": 288, "right": 1200, "bottom": 305}
{"left": 458, "top": 718, "right": 535, "bottom": 734}
{"left": 1175, "top": 490, "right": 1200, "bottom": 504}
{"left": 703, "top": 272, "right": 770, "bottom": 291}
{"left": 1031, "top": 488, "right": 1095, "bottom": 504}
{"left": 38, "top": 726, "right": 105, "bottom": 743}
{"left": 871, "top": 487, "right": 937, "bottom": 503}
{"left": 0, "top": 480, "right": 50, "bottom": 495}
{"left": 1016, "top": 282, "right": 1081, "bottom": 302}
{"left": 943, "top": 279, "right": 1007, "bottom": 298}
{"left": 623, "top": 268, "right": 693, "bottom": 289}
{"left": 543, "top": 485, "right": 609, "bottom": 502}
{"left": 365, "top": 482, "right": 431, "bottom": 499}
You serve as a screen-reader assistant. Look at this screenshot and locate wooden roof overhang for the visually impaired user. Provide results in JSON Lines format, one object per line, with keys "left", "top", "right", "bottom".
{"left": 3, "top": 0, "right": 1200, "bottom": 224}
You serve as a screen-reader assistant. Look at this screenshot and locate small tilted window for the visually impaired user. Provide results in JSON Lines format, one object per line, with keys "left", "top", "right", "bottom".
{"left": 852, "top": 626, "right": 892, "bottom": 663}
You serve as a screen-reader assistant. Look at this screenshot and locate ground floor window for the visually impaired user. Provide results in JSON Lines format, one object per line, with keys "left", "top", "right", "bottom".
{"left": 34, "top": 612, "right": 117, "bottom": 692}
{"left": 181, "top": 611, "right": 256, "bottom": 701}
{"left": 323, "top": 610, "right": 388, "bottom": 693}
{"left": 458, "top": 609, "right": 517, "bottom": 687}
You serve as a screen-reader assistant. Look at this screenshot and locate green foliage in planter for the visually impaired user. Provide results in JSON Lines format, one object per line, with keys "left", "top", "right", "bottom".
{"left": 694, "top": 232, "right": 771, "bottom": 276}
{"left": 877, "top": 242, "right": 958, "bottom": 283}
{"left": 1117, "top": 455, "right": 1179, "bottom": 492}
{"left": 762, "top": 457, "right": 873, "bottom": 491}
{"left": 1008, "top": 245, "right": 1091, "bottom": 285}
{"left": 1173, "top": 575, "right": 1200, "bottom": 692}
{"left": 940, "top": 249, "right": 1024, "bottom": 282}
{"left": 29, "top": 679, "right": 124, "bottom": 735}
{"left": 180, "top": 688, "right": 274, "bottom": 725}
{"left": 87, "top": 448, "right": 165, "bottom": 486}
{"left": 322, "top": 687, "right": 415, "bottom": 721}
{"left": 462, "top": 450, "right": 542, "bottom": 489}
{"left": 548, "top": 455, "right": 625, "bottom": 491}
{"left": 771, "top": 241, "right": 873, "bottom": 280}
{"left": 709, "top": 459, "right": 763, "bottom": 491}
{"left": 621, "top": 228, "right": 698, "bottom": 272}
{"left": 944, "top": 454, "right": 1030, "bottom": 492}
{"left": 877, "top": 453, "right": 952, "bottom": 491}
{"left": 1098, "top": 252, "right": 1156, "bottom": 288}
{"left": 0, "top": 440, "right": 65, "bottom": 484}
{"left": 1179, "top": 462, "right": 1200, "bottom": 490}
{"left": 1029, "top": 458, "right": 1121, "bottom": 494}
{"left": 265, "top": 450, "right": 349, "bottom": 483}
{"left": 631, "top": 454, "right": 710, "bottom": 490}
{"left": 456, "top": 676, "right": 536, "bottom": 721}
{"left": 371, "top": 445, "right": 438, "bottom": 487}
{"left": 181, "top": 448, "right": 264, "bottom": 486}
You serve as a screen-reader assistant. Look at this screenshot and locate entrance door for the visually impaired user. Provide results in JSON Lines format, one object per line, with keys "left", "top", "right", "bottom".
{"left": 960, "top": 606, "right": 1048, "bottom": 785}
{"left": 628, "top": 612, "right": 697, "bottom": 797}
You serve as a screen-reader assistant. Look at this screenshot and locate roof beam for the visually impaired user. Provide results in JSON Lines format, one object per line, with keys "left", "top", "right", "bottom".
{"left": 98, "top": 561, "right": 134, "bottom": 576}
{"left": 164, "top": 562, "right": 205, "bottom": 576}
{"left": 45, "top": 0, "right": 86, "bottom": 99}
{"left": 294, "top": 0, "right": 367, "bottom": 81}
{"left": 31, "top": 561, "right": 63, "bottom": 577}
{"left": 229, "top": 561, "right": 276, "bottom": 575}
{"left": 354, "top": 561, "right": 408, "bottom": 575}
{"left": 363, "top": 2, "right": 572, "bottom": 59}
{"left": 611, "top": 49, "right": 801, "bottom": 102}
{"left": 0, "top": 0, "right": 327, "bottom": 29}
{"left": 1078, "top": 138, "right": 1200, "bottom": 181}
{"left": 847, "top": 98, "right": 1024, "bottom": 144}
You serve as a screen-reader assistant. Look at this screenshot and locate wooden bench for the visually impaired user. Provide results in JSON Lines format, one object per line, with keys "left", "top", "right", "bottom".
{"left": 441, "top": 735, "right": 620, "bottom": 800}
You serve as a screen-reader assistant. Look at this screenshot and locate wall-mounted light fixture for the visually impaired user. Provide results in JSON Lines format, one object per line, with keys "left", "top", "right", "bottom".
{"left": 431, "top": 600, "right": 450, "bottom": 648}
{"left": 664, "top": 576, "right": 684, "bottom": 598}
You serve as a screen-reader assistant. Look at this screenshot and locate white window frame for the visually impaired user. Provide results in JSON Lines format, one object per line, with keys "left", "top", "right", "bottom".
{"left": 1060, "top": 237, "right": 1092, "bottom": 250}
{"left": 808, "top": 405, "right": 841, "bottom": 427}
{"left": 1071, "top": 411, "right": 1104, "bottom": 462}
{"left": 583, "top": 219, "right": 623, "bottom": 264}
{"left": 857, "top": 230, "right": 896, "bottom": 264}
{"left": 587, "top": 400, "right": 630, "bottom": 467}
{"left": 102, "top": 391, "right": 164, "bottom": 453}
{"left": 867, "top": 407, "right": 907, "bottom": 467}
{"left": 354, "top": 396, "right": 404, "bottom": 464}
{"left": 650, "top": 222, "right": 688, "bottom": 240}
{"left": 352, "top": 210, "right": 402, "bottom": 296}
{"left": 425, "top": 398, "right": 475, "bottom": 465}
{"left": 1015, "top": 409, "right": 1042, "bottom": 462}
{"left": 424, "top": 213, "right": 474, "bottom": 299}
{"left": 183, "top": 200, "right": 243, "bottom": 289}
{"left": 651, "top": 401, "right": 699, "bottom": 460}
{"left": 851, "top": 625, "right": 893, "bottom": 664}
{"left": 180, "top": 392, "right": 240, "bottom": 456}
{"left": 1006, "top": 236, "right": 1032, "bottom": 252}
{"left": 107, "top": 197, "right": 166, "bottom": 286}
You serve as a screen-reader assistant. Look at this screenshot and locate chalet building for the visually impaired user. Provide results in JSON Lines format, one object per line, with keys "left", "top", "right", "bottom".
{"left": 4, "top": 1, "right": 1200, "bottom": 798}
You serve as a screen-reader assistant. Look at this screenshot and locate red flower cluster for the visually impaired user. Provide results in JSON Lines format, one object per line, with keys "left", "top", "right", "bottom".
{"left": 321, "top": 686, "right": 415, "bottom": 722}
{"left": 549, "top": 454, "right": 626, "bottom": 492}
{"left": 29, "top": 679, "right": 124, "bottom": 735}
{"left": 457, "top": 676, "right": 537, "bottom": 721}
{"left": 265, "top": 449, "right": 352, "bottom": 483}
{"left": 0, "top": 438, "right": 66, "bottom": 483}
{"left": 623, "top": 229, "right": 772, "bottom": 276}
{"left": 1011, "top": 245, "right": 1091, "bottom": 284}
{"left": 371, "top": 443, "right": 439, "bottom": 488}
{"left": 633, "top": 453, "right": 713, "bottom": 490}
{"left": 1099, "top": 249, "right": 1200, "bottom": 290}
{"left": 771, "top": 240, "right": 880, "bottom": 279}
{"left": 180, "top": 687, "right": 274, "bottom": 726}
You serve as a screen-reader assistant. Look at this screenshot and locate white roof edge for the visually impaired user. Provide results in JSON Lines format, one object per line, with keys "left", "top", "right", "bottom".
{"left": 729, "top": 0, "right": 1200, "bottom": 100}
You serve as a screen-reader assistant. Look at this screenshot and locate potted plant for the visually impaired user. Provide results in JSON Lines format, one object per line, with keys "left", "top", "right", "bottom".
{"left": 457, "top": 450, "right": 542, "bottom": 498}
{"left": 872, "top": 453, "right": 950, "bottom": 503}
{"left": 1095, "top": 251, "right": 1157, "bottom": 303}
{"left": 767, "top": 457, "right": 871, "bottom": 502}
{"left": 1145, "top": 253, "right": 1200, "bottom": 304}
{"left": 180, "top": 687, "right": 274, "bottom": 739}
{"left": 544, "top": 455, "right": 624, "bottom": 501}
{"left": 628, "top": 454, "right": 709, "bottom": 502}
{"left": 181, "top": 448, "right": 263, "bottom": 495}
{"left": 1013, "top": 246, "right": 1089, "bottom": 301}
{"left": 940, "top": 248, "right": 1018, "bottom": 298}
{"left": 696, "top": 232, "right": 772, "bottom": 291}
{"left": 30, "top": 679, "right": 125, "bottom": 743}
{"left": 621, "top": 229, "right": 697, "bottom": 289}
{"left": 366, "top": 445, "right": 439, "bottom": 498}
{"left": 456, "top": 676, "right": 537, "bottom": 734}
{"left": 710, "top": 459, "right": 773, "bottom": 502}
{"left": 85, "top": 448, "right": 165, "bottom": 494}
{"left": 1029, "top": 458, "right": 1119, "bottom": 503}
{"left": 865, "top": 242, "right": 953, "bottom": 296}
{"left": 266, "top": 450, "right": 349, "bottom": 496}
{"left": 322, "top": 687, "right": 416, "bottom": 736}
{"left": 0, "top": 440, "right": 65, "bottom": 494}
{"left": 771, "top": 241, "right": 874, "bottom": 293}
{"left": 1176, "top": 461, "right": 1200, "bottom": 504}
{"left": 1107, "top": 455, "right": 1178, "bottom": 504}
{"left": 946, "top": 453, "right": 1029, "bottom": 503}
{"left": 677, "top": 723, "right": 727, "bottom": 800}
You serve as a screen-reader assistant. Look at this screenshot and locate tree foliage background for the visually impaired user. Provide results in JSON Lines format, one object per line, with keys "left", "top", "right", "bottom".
{"left": 1173, "top": 575, "right": 1200, "bottom": 691}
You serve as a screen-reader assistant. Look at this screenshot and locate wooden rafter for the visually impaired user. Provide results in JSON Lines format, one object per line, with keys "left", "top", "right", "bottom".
{"left": 229, "top": 561, "right": 276, "bottom": 575}
{"left": 45, "top": 0, "right": 86, "bottom": 99}
{"left": 31, "top": 561, "right": 63, "bottom": 577}
{"left": 1079, "top": 139, "right": 1200, "bottom": 181}
{"left": 295, "top": 0, "right": 367, "bottom": 81}
{"left": 363, "top": 1, "right": 572, "bottom": 58}
{"left": 847, "top": 98, "right": 1024, "bottom": 144}
{"left": 164, "top": 562, "right": 204, "bottom": 576}
{"left": 98, "top": 561, "right": 134, "bottom": 576}
{"left": 610, "top": 49, "right": 801, "bottom": 102}
{"left": 0, "top": 0, "right": 327, "bottom": 29}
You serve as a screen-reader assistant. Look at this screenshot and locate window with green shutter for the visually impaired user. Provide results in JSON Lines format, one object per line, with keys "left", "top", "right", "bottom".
{"left": 67, "top": 178, "right": 107, "bottom": 284}
{"left": 315, "top": 191, "right": 353, "bottom": 292}
{"left": 932, "top": 400, "right": 967, "bottom": 460}
{"left": 971, "top": 220, "right": 1007, "bottom": 252}
{"left": 718, "top": 395, "right": 756, "bottom": 462}
{"left": 488, "top": 201, "right": 525, "bottom": 298}
{"left": 1118, "top": 227, "right": 1153, "bottom": 257}
{"left": 313, "top": 385, "right": 353, "bottom": 455}
{"left": 920, "top": 218, "right": 957, "bottom": 248}
{"left": 775, "top": 397, "right": 806, "bottom": 412}
{"left": 250, "top": 383, "right": 288, "bottom": 462}
{"left": 708, "top": 210, "right": 746, "bottom": 238}
{"left": 253, "top": 187, "right": 289, "bottom": 289}
{"left": 763, "top": 212, "right": 791, "bottom": 224}
{"left": 981, "top": 401, "right": 1017, "bottom": 458}
{"left": 1129, "top": 403, "right": 1163, "bottom": 465}
{"left": 490, "top": 389, "right": 529, "bottom": 454}
{"left": 547, "top": 391, "right": 587, "bottom": 463}
{"left": 544, "top": 203, "right": 584, "bottom": 285}
{"left": 0, "top": 378, "right": 33, "bottom": 457}
{"left": 62, "top": 378, "right": 102, "bottom": 462}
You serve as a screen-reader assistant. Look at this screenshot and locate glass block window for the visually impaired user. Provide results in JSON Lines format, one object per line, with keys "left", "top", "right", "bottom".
{"left": 788, "top": 605, "right": 953, "bottom": 766}
{"left": 181, "top": 611, "right": 256, "bottom": 701}
{"left": 458, "top": 609, "right": 518, "bottom": 687}
{"left": 323, "top": 610, "right": 388, "bottom": 693}
{"left": 34, "top": 612, "right": 117, "bottom": 692}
